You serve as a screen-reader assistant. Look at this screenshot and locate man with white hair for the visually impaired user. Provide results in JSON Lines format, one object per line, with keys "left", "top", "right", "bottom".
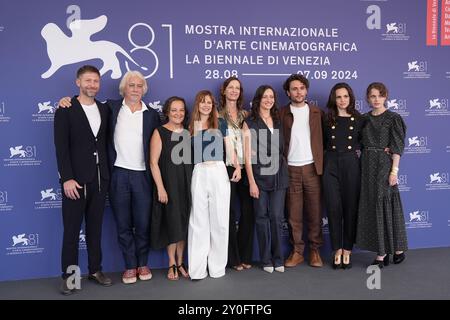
{"left": 107, "top": 71, "right": 160, "bottom": 284}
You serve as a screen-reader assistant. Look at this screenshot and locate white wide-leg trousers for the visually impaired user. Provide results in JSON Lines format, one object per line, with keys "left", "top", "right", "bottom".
{"left": 188, "top": 161, "right": 231, "bottom": 279}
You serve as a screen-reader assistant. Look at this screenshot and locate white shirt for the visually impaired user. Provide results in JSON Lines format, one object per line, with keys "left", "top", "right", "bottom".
{"left": 81, "top": 103, "right": 101, "bottom": 137}
{"left": 113, "top": 101, "right": 148, "bottom": 171}
{"left": 287, "top": 104, "right": 314, "bottom": 166}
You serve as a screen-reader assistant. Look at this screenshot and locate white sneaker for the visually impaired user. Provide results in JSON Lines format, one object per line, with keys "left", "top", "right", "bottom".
{"left": 275, "top": 266, "right": 285, "bottom": 273}
{"left": 263, "top": 266, "right": 274, "bottom": 273}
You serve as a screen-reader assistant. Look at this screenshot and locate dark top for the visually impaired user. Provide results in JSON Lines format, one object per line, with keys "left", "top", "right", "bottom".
{"left": 54, "top": 96, "right": 109, "bottom": 184}
{"left": 244, "top": 117, "right": 289, "bottom": 191}
{"left": 191, "top": 117, "right": 228, "bottom": 164}
{"left": 323, "top": 115, "right": 365, "bottom": 152}
{"left": 361, "top": 110, "right": 406, "bottom": 155}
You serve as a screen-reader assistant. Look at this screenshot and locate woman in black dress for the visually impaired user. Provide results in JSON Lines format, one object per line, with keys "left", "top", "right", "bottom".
{"left": 150, "top": 96, "right": 192, "bottom": 280}
{"left": 356, "top": 82, "right": 408, "bottom": 267}
{"left": 323, "top": 83, "right": 364, "bottom": 269}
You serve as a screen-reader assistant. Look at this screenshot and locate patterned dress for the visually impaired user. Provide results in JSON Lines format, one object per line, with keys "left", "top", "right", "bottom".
{"left": 356, "top": 110, "right": 408, "bottom": 255}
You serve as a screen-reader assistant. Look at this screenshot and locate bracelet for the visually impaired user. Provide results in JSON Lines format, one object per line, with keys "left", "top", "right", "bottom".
{"left": 391, "top": 166, "right": 399, "bottom": 174}
{"left": 390, "top": 171, "right": 398, "bottom": 176}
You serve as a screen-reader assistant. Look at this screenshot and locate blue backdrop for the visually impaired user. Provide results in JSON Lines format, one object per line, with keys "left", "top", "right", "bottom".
{"left": 1, "top": 0, "right": 449, "bottom": 281}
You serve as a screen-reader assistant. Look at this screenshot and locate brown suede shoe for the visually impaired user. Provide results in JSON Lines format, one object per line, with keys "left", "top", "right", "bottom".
{"left": 309, "top": 249, "right": 323, "bottom": 267}
{"left": 284, "top": 251, "right": 304, "bottom": 267}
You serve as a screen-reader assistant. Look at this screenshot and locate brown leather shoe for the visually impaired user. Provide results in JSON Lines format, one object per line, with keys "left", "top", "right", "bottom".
{"left": 309, "top": 249, "right": 323, "bottom": 267}
{"left": 88, "top": 271, "right": 112, "bottom": 286}
{"left": 284, "top": 251, "right": 304, "bottom": 267}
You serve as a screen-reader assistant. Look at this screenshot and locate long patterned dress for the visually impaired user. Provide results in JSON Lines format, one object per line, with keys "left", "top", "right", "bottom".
{"left": 356, "top": 110, "right": 408, "bottom": 255}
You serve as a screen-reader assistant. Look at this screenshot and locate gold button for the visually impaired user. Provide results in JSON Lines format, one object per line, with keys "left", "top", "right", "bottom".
{"left": 348, "top": 146, "right": 352, "bottom": 150}
{"left": 332, "top": 146, "right": 336, "bottom": 149}
{"left": 351, "top": 117, "right": 355, "bottom": 121}
{"left": 349, "top": 126, "right": 354, "bottom": 130}
{"left": 331, "top": 135, "right": 335, "bottom": 139}
{"left": 331, "top": 126, "right": 335, "bottom": 129}
{"left": 348, "top": 136, "right": 352, "bottom": 140}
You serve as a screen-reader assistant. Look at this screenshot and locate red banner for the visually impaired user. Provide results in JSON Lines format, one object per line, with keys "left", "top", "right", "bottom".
{"left": 441, "top": 0, "right": 450, "bottom": 45}
{"left": 427, "top": 0, "right": 439, "bottom": 46}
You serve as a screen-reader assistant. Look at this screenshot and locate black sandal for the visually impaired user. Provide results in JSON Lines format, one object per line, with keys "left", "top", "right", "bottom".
{"left": 176, "top": 263, "right": 189, "bottom": 278}
{"left": 167, "top": 264, "right": 179, "bottom": 281}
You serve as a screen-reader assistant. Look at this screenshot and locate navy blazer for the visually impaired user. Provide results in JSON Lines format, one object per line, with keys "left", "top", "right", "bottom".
{"left": 107, "top": 99, "right": 161, "bottom": 179}
{"left": 245, "top": 116, "right": 289, "bottom": 191}
{"left": 54, "top": 96, "right": 110, "bottom": 184}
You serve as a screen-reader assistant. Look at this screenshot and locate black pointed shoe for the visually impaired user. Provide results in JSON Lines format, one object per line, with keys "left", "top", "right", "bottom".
{"left": 370, "top": 255, "right": 390, "bottom": 268}
{"left": 393, "top": 252, "right": 405, "bottom": 264}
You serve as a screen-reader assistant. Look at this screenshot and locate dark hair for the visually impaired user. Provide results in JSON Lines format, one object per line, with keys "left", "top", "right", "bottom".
{"left": 326, "top": 83, "right": 360, "bottom": 126}
{"left": 282, "top": 74, "right": 309, "bottom": 94}
{"left": 250, "top": 85, "right": 279, "bottom": 123}
{"left": 76, "top": 65, "right": 100, "bottom": 78}
{"left": 162, "top": 96, "right": 188, "bottom": 127}
{"left": 366, "top": 82, "right": 389, "bottom": 103}
{"left": 219, "top": 76, "right": 244, "bottom": 111}
{"left": 188, "top": 90, "right": 218, "bottom": 135}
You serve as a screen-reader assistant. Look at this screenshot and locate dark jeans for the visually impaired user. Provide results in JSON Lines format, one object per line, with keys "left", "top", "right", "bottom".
{"left": 109, "top": 167, "right": 152, "bottom": 269}
{"left": 253, "top": 188, "right": 286, "bottom": 268}
{"left": 61, "top": 177, "right": 107, "bottom": 278}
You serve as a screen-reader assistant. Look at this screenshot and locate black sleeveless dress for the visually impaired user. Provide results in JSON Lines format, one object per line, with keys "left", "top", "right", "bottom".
{"left": 151, "top": 126, "right": 193, "bottom": 249}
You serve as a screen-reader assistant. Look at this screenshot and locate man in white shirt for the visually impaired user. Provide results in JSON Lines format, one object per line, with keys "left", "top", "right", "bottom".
{"left": 279, "top": 74, "right": 324, "bottom": 268}
{"left": 107, "top": 71, "right": 161, "bottom": 284}
{"left": 54, "top": 65, "right": 112, "bottom": 295}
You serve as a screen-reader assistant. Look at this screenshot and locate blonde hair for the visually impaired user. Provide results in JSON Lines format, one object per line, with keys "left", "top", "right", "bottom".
{"left": 119, "top": 70, "right": 148, "bottom": 97}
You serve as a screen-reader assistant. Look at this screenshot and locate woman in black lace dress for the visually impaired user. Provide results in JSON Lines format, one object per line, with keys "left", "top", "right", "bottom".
{"left": 356, "top": 82, "right": 408, "bottom": 267}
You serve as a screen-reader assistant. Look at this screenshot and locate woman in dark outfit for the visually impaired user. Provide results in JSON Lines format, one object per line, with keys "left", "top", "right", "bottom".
{"left": 322, "top": 83, "right": 364, "bottom": 269}
{"left": 150, "top": 96, "right": 192, "bottom": 280}
{"left": 356, "top": 82, "right": 408, "bottom": 267}
{"left": 243, "top": 85, "right": 289, "bottom": 273}
{"left": 219, "top": 77, "right": 254, "bottom": 271}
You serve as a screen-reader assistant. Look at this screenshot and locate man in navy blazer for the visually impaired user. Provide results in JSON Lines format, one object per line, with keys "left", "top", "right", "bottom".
{"left": 54, "top": 65, "right": 112, "bottom": 295}
{"left": 106, "top": 71, "right": 160, "bottom": 284}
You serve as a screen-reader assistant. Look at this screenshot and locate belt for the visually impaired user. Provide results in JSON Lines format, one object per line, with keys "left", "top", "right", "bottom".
{"left": 326, "top": 149, "right": 358, "bottom": 153}
{"left": 364, "top": 146, "right": 385, "bottom": 151}
{"left": 196, "top": 160, "right": 222, "bottom": 166}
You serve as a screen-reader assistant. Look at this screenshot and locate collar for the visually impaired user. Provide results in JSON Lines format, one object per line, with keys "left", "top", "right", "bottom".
{"left": 121, "top": 100, "right": 148, "bottom": 114}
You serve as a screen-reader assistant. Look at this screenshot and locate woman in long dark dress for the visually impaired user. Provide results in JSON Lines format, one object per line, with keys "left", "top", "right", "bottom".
{"left": 150, "top": 96, "right": 192, "bottom": 280}
{"left": 356, "top": 82, "right": 408, "bottom": 267}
